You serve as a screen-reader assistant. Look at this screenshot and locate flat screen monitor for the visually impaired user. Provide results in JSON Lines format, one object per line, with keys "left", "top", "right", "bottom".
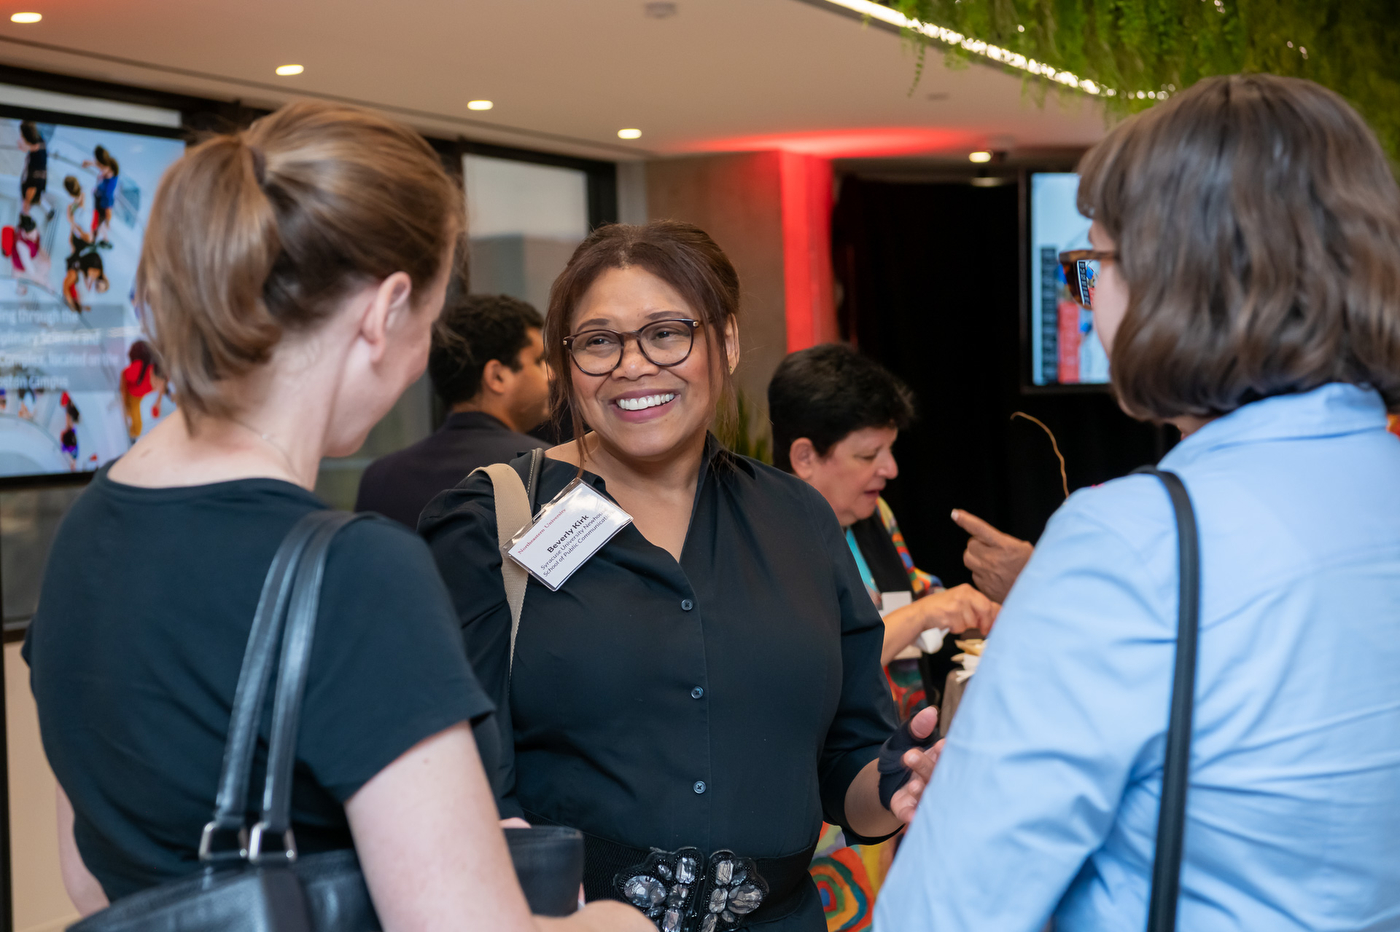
{"left": 1027, "top": 171, "right": 1109, "bottom": 387}
{"left": 0, "top": 114, "right": 185, "bottom": 480}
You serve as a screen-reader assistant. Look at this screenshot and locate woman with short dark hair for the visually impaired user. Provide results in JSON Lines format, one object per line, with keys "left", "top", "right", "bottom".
{"left": 423, "top": 220, "right": 942, "bottom": 932}
{"left": 768, "top": 343, "right": 997, "bottom": 926}
{"left": 769, "top": 343, "right": 998, "bottom": 678}
{"left": 878, "top": 74, "right": 1400, "bottom": 931}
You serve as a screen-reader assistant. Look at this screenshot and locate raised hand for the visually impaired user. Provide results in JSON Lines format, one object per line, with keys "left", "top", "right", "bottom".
{"left": 951, "top": 509, "right": 1034, "bottom": 604}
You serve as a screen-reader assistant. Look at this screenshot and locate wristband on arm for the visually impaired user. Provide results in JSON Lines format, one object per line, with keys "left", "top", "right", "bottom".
{"left": 877, "top": 714, "right": 937, "bottom": 810}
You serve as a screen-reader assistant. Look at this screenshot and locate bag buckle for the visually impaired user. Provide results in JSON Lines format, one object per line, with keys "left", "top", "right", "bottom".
{"left": 198, "top": 822, "right": 249, "bottom": 863}
{"left": 248, "top": 821, "right": 298, "bottom": 864}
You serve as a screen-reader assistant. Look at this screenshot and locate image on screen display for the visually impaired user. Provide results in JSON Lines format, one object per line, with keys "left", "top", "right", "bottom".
{"left": 0, "top": 116, "right": 185, "bottom": 479}
{"left": 1028, "top": 172, "right": 1109, "bottom": 387}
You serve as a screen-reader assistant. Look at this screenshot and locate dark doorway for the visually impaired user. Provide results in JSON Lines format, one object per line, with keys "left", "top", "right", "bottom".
{"left": 832, "top": 177, "right": 1172, "bottom": 588}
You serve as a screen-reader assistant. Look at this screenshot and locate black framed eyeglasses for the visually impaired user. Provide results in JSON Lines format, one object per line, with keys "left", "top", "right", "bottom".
{"left": 1058, "top": 249, "right": 1118, "bottom": 310}
{"left": 562, "top": 318, "right": 702, "bottom": 376}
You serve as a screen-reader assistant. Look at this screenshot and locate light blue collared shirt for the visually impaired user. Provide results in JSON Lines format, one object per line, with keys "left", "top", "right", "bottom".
{"left": 876, "top": 384, "right": 1400, "bottom": 931}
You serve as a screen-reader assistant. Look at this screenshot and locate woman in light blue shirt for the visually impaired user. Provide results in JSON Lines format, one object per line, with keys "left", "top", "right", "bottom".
{"left": 877, "top": 74, "right": 1400, "bottom": 931}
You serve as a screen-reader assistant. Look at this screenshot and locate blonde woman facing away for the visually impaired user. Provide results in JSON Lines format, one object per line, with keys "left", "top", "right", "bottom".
{"left": 22, "top": 101, "right": 646, "bottom": 932}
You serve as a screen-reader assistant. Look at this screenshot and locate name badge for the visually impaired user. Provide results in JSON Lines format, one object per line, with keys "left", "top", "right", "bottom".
{"left": 507, "top": 478, "right": 633, "bottom": 591}
{"left": 878, "top": 590, "right": 912, "bottom": 617}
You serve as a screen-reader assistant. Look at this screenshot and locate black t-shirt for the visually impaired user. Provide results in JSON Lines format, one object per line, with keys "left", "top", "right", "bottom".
{"left": 22, "top": 145, "right": 46, "bottom": 186}
{"left": 22, "top": 469, "right": 496, "bottom": 902}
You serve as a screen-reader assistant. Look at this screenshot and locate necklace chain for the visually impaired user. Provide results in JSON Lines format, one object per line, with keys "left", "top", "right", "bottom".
{"left": 229, "top": 418, "right": 299, "bottom": 477}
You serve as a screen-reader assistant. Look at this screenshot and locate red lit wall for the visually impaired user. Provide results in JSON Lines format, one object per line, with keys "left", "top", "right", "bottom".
{"left": 644, "top": 150, "right": 841, "bottom": 408}
{"left": 780, "top": 152, "right": 838, "bottom": 353}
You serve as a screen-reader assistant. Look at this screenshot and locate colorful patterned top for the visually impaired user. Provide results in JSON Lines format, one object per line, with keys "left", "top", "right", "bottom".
{"left": 869, "top": 498, "right": 941, "bottom": 720}
{"left": 877, "top": 497, "right": 938, "bottom": 596}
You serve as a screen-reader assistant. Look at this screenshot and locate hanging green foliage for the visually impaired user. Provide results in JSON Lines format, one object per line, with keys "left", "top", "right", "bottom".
{"left": 885, "top": 0, "right": 1400, "bottom": 166}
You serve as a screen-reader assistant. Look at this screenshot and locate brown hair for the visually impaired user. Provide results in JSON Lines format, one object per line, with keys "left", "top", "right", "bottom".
{"left": 137, "top": 100, "right": 463, "bottom": 419}
{"left": 1077, "top": 74, "right": 1400, "bottom": 420}
{"left": 543, "top": 220, "right": 741, "bottom": 453}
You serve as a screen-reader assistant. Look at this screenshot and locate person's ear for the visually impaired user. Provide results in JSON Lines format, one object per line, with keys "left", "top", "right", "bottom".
{"left": 481, "top": 358, "right": 513, "bottom": 397}
{"left": 360, "top": 272, "right": 413, "bottom": 364}
{"left": 723, "top": 317, "right": 741, "bottom": 375}
{"left": 789, "top": 437, "right": 818, "bottom": 481}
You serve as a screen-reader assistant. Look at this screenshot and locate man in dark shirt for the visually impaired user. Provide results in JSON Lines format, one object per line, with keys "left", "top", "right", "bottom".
{"left": 355, "top": 293, "right": 550, "bottom": 528}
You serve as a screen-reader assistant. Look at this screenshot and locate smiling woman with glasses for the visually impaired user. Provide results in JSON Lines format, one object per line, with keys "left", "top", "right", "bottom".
{"left": 421, "top": 220, "right": 943, "bottom": 932}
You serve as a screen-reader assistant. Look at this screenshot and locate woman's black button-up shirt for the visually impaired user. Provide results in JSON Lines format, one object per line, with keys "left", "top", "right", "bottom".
{"left": 420, "top": 437, "right": 897, "bottom": 925}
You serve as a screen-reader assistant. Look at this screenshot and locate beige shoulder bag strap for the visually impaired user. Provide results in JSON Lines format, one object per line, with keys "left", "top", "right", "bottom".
{"left": 469, "top": 455, "right": 536, "bottom": 676}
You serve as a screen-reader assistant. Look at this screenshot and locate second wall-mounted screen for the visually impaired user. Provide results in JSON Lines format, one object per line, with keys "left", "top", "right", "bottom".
{"left": 1028, "top": 172, "right": 1109, "bottom": 387}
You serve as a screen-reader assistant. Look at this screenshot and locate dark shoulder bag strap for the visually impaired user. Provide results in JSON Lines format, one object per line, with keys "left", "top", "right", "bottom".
{"left": 252, "top": 511, "right": 370, "bottom": 861}
{"left": 518, "top": 446, "right": 545, "bottom": 513}
{"left": 200, "top": 509, "right": 342, "bottom": 861}
{"left": 1132, "top": 466, "right": 1201, "bottom": 932}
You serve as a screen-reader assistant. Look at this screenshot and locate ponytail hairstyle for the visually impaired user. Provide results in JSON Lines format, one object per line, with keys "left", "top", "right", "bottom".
{"left": 137, "top": 100, "right": 463, "bottom": 421}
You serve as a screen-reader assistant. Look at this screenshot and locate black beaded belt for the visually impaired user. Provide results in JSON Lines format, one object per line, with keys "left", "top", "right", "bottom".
{"left": 574, "top": 828, "right": 813, "bottom": 931}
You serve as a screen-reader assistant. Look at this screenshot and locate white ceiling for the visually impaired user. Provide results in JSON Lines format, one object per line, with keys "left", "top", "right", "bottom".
{"left": 0, "top": 0, "right": 1109, "bottom": 162}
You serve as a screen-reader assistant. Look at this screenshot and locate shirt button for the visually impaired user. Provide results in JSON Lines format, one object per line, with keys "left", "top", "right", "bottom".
{"left": 691, "top": 687, "right": 704, "bottom": 699}
{"left": 693, "top": 781, "right": 707, "bottom": 794}
{"left": 681, "top": 599, "right": 694, "bottom": 611}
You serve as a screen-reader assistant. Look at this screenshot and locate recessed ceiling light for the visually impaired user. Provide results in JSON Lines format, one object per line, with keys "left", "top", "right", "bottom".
{"left": 618, "top": 128, "right": 642, "bottom": 140}
{"left": 275, "top": 64, "right": 304, "bottom": 77}
{"left": 10, "top": 12, "right": 41, "bottom": 23}
{"left": 467, "top": 100, "right": 493, "bottom": 111}
{"left": 968, "top": 150, "right": 993, "bottom": 163}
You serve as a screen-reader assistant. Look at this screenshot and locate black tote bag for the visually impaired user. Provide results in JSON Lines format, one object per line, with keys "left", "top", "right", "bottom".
{"left": 70, "top": 509, "right": 583, "bottom": 932}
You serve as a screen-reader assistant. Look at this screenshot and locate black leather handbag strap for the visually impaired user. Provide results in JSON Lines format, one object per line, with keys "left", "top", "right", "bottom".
{"left": 201, "top": 510, "right": 338, "bottom": 859}
{"left": 254, "top": 511, "right": 368, "bottom": 861}
{"left": 1133, "top": 467, "right": 1201, "bottom": 932}
{"left": 200, "top": 509, "right": 364, "bottom": 863}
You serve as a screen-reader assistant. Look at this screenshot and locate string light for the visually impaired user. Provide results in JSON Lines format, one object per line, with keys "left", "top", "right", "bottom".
{"left": 820, "top": 0, "right": 1173, "bottom": 103}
